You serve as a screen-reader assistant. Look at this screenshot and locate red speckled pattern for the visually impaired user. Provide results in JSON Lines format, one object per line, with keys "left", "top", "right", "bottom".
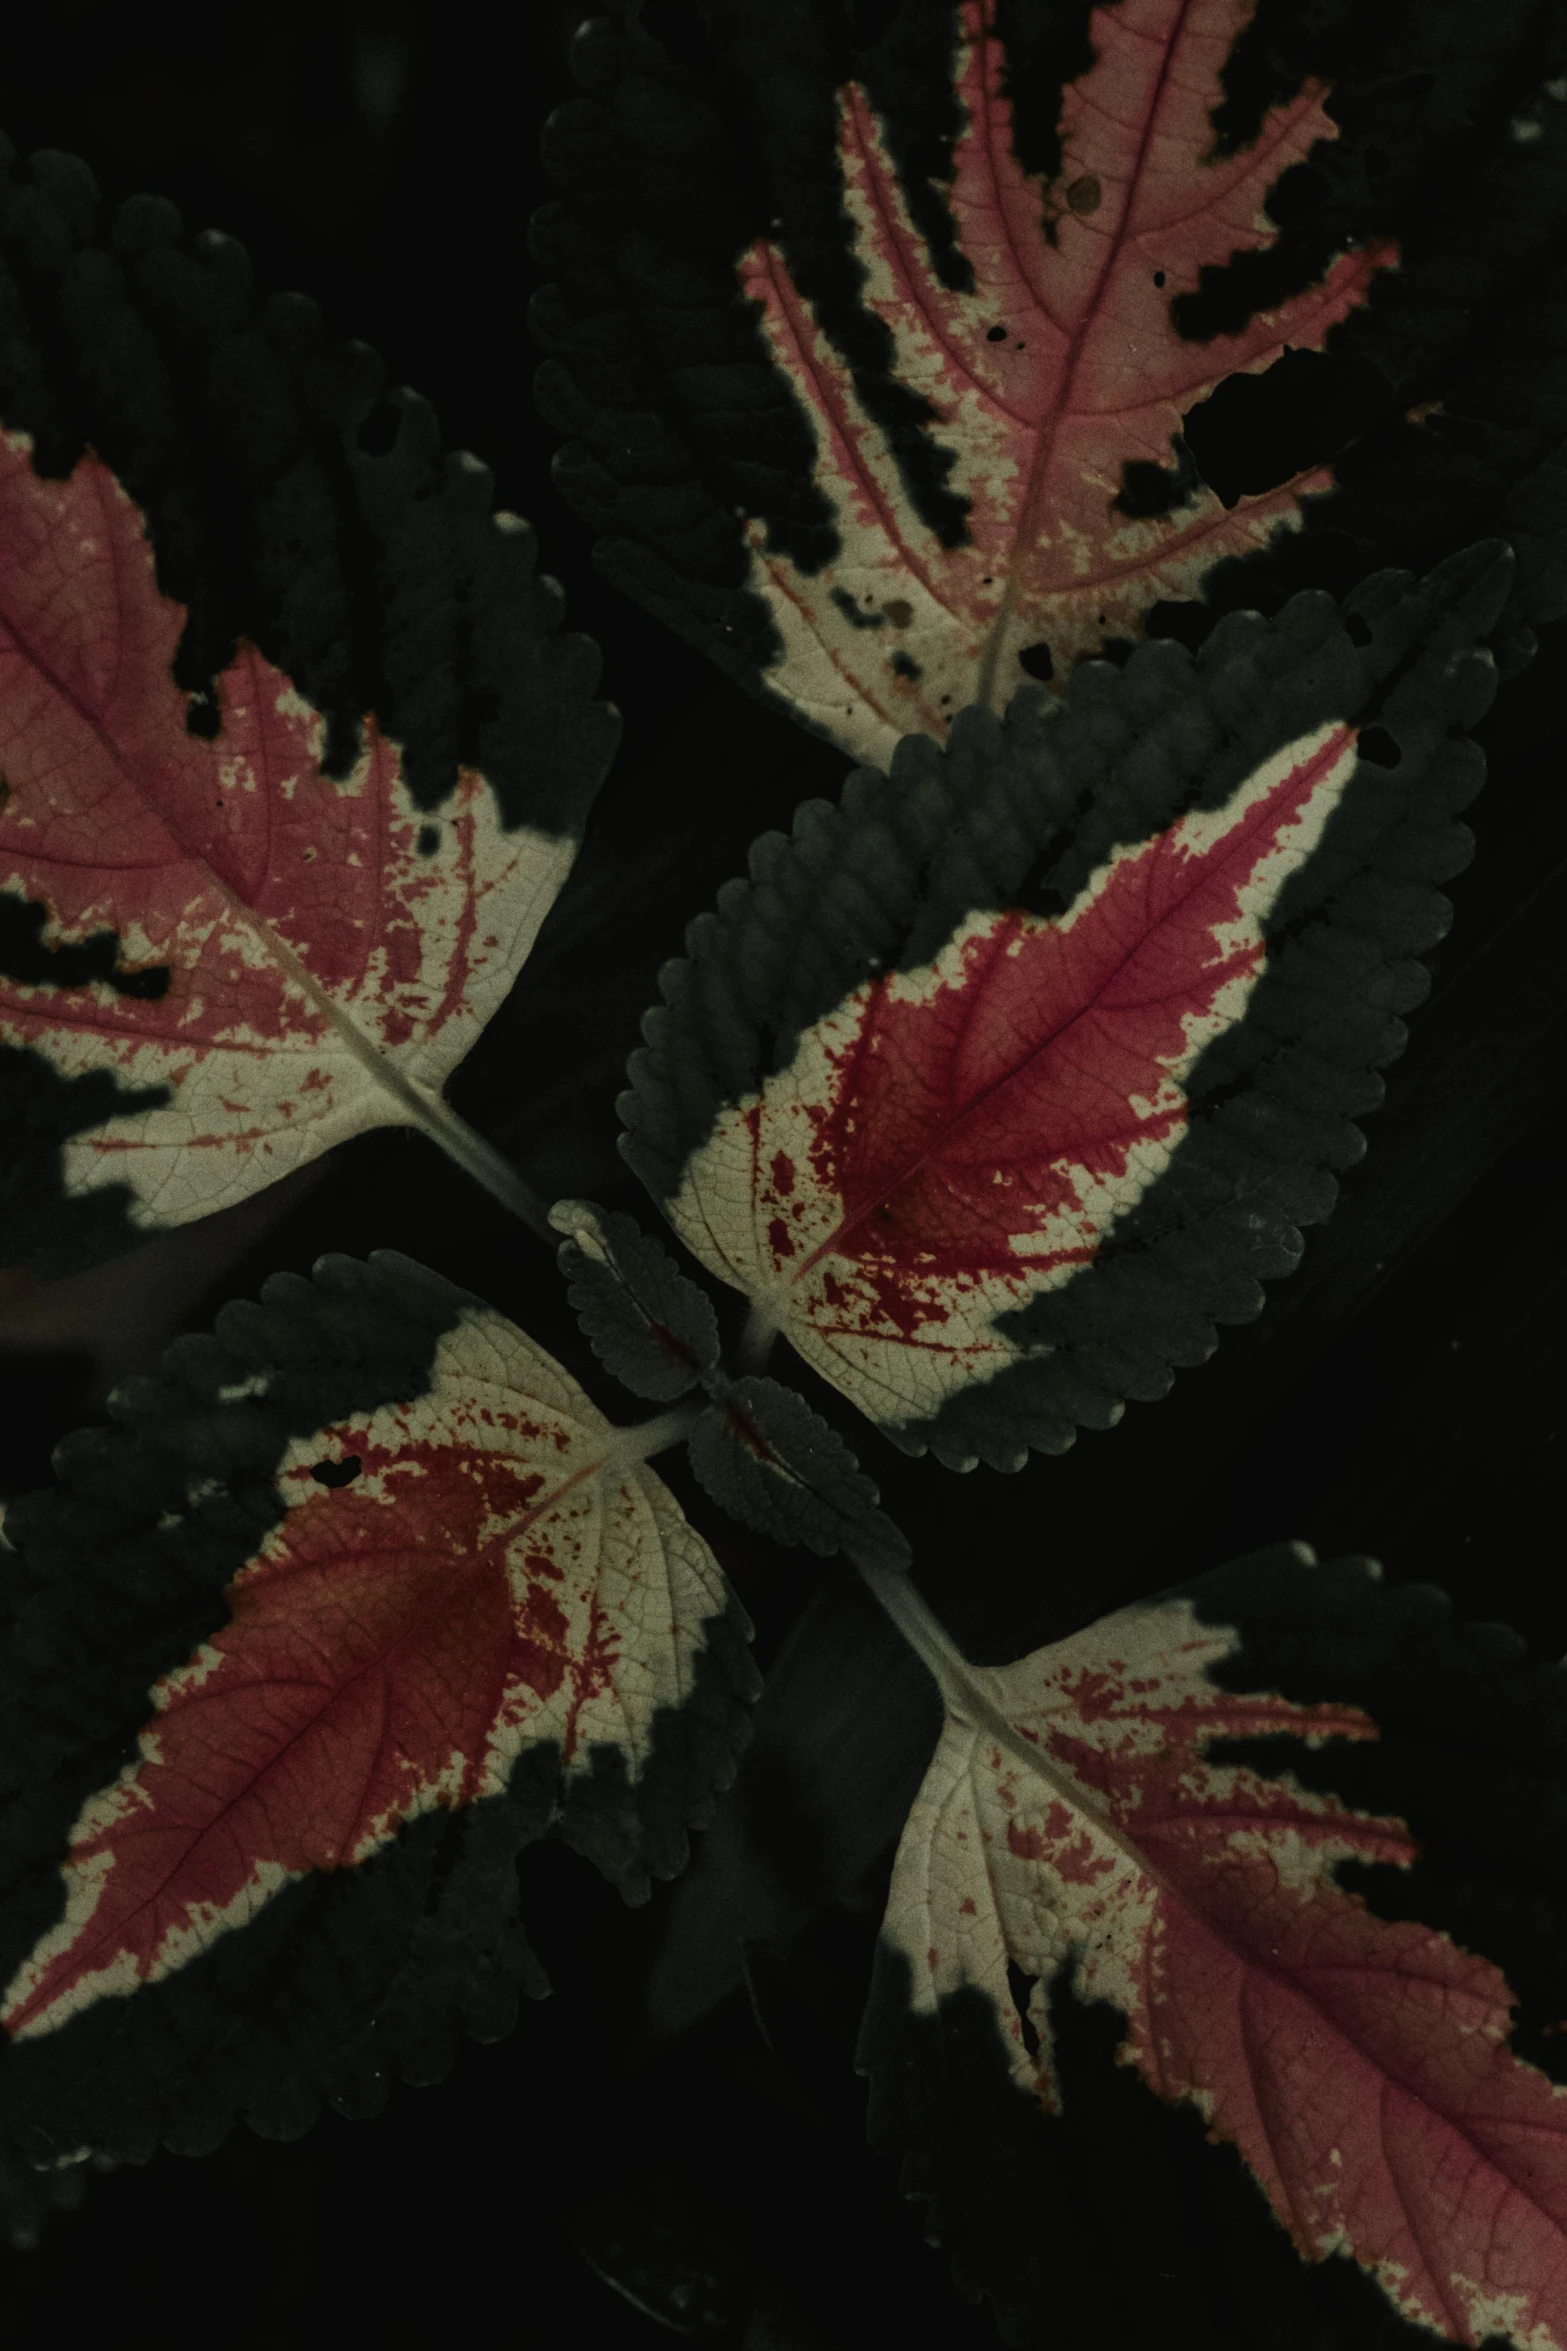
{"left": 670, "top": 724, "right": 1358, "bottom": 1438}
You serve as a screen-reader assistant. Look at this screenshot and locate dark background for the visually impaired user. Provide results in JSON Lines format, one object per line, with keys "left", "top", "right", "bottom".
{"left": 0, "top": 4, "right": 1564, "bottom": 2344}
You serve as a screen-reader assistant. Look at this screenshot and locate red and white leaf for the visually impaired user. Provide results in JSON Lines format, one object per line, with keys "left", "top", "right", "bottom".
{"left": 880, "top": 1564, "right": 1567, "bottom": 2346}
{"left": 0, "top": 431, "right": 576, "bottom": 1246}
{"left": 665, "top": 721, "right": 1358, "bottom": 1436}
{"left": 0, "top": 1301, "right": 722, "bottom": 2041}
{"left": 735, "top": 0, "right": 1392, "bottom": 760}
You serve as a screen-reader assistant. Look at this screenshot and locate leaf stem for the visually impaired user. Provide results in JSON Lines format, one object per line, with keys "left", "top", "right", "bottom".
{"left": 857, "top": 1560, "right": 1184, "bottom": 1883}
{"left": 855, "top": 1560, "right": 979, "bottom": 1717}
{"left": 735, "top": 1302, "right": 779, "bottom": 1375}
{"left": 600, "top": 1400, "right": 703, "bottom": 1474}
{"left": 252, "top": 914, "right": 553, "bottom": 1237}
{"left": 398, "top": 1089, "right": 554, "bottom": 1239}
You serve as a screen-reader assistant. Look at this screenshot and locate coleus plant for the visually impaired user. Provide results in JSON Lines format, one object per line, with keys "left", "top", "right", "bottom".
{"left": 2, "top": 0, "right": 1567, "bottom": 2341}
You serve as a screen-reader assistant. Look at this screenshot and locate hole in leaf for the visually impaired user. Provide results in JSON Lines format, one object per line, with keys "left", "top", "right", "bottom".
{"left": 356, "top": 400, "right": 401, "bottom": 457}
{"left": 1357, "top": 726, "right": 1401, "bottom": 768}
{"left": 311, "top": 1455, "right": 362, "bottom": 1489}
{"left": 1116, "top": 433, "right": 1201, "bottom": 520}
{"left": 1018, "top": 642, "right": 1054, "bottom": 681}
{"left": 987, "top": 323, "right": 1008, "bottom": 342}
{"left": 891, "top": 649, "right": 922, "bottom": 679}
{"left": 185, "top": 687, "right": 221, "bottom": 740}
{"left": 1153, "top": 269, "right": 1166, "bottom": 288}
{"left": 1184, "top": 348, "right": 1392, "bottom": 508}
{"left": 0, "top": 893, "right": 171, "bottom": 1000}
{"left": 1006, "top": 1959, "right": 1042, "bottom": 2061}
{"left": 417, "top": 823, "right": 440, "bottom": 855}
{"left": 1345, "top": 612, "right": 1374, "bottom": 648}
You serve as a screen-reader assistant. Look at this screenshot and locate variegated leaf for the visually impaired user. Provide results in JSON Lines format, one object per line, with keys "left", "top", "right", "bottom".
{"left": 723, "top": 0, "right": 1386, "bottom": 756}
{"left": 0, "top": 152, "right": 617, "bottom": 1274}
{"left": 536, "top": 1, "right": 1567, "bottom": 762}
{"left": 623, "top": 548, "right": 1506, "bottom": 1468}
{"left": 861, "top": 1546, "right": 1567, "bottom": 2348}
{"left": 0, "top": 1252, "right": 753, "bottom": 2158}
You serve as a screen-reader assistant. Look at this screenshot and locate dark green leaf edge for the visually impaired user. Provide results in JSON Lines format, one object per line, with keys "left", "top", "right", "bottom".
{"left": 621, "top": 545, "right": 1509, "bottom": 1469}
{"left": 0, "top": 135, "right": 619, "bottom": 827}
{"left": 0, "top": 1251, "right": 755, "bottom": 2167}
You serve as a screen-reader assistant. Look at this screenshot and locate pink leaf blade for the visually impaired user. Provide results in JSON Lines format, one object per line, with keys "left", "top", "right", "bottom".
{"left": 0, "top": 431, "right": 580, "bottom": 1262}
{"left": 0, "top": 1287, "right": 738, "bottom": 2050}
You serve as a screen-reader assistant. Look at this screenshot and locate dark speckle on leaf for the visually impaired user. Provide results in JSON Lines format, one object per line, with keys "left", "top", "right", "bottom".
{"left": 891, "top": 649, "right": 922, "bottom": 680}
{"left": 831, "top": 586, "right": 886, "bottom": 630}
{"left": 1065, "top": 174, "right": 1101, "bottom": 215}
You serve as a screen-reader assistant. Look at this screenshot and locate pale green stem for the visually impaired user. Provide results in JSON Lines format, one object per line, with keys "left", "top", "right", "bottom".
{"left": 598, "top": 1400, "right": 703, "bottom": 1476}
{"left": 735, "top": 1301, "right": 780, "bottom": 1375}
{"left": 394, "top": 1087, "right": 553, "bottom": 1239}
{"left": 856, "top": 1558, "right": 1173, "bottom": 1875}
{"left": 249, "top": 907, "right": 553, "bottom": 1239}
{"left": 855, "top": 1558, "right": 979, "bottom": 1718}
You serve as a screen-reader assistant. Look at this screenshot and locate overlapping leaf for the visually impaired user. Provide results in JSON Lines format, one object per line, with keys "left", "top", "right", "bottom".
{"left": 0, "top": 1252, "right": 754, "bottom": 2159}
{"left": 536, "top": 0, "right": 1567, "bottom": 761}
{"left": 861, "top": 1546, "right": 1567, "bottom": 2348}
{"left": 549, "top": 1198, "right": 908, "bottom": 1562}
{"left": 624, "top": 547, "right": 1506, "bottom": 1468}
{"left": 0, "top": 149, "right": 617, "bottom": 1273}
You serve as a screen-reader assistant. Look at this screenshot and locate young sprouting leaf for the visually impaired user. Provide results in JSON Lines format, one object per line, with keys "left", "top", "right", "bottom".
{"left": 551, "top": 1197, "right": 721, "bottom": 1401}
{"left": 687, "top": 1374, "right": 910, "bottom": 1570}
{"left": 0, "top": 1252, "right": 754, "bottom": 2160}
{"left": 860, "top": 1546, "right": 1567, "bottom": 2349}
{"left": 623, "top": 546, "right": 1507, "bottom": 1469}
{"left": 534, "top": 3, "right": 1563, "bottom": 763}
{"left": 0, "top": 2140, "right": 94, "bottom": 2254}
{"left": 0, "top": 151, "right": 618, "bottom": 1275}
